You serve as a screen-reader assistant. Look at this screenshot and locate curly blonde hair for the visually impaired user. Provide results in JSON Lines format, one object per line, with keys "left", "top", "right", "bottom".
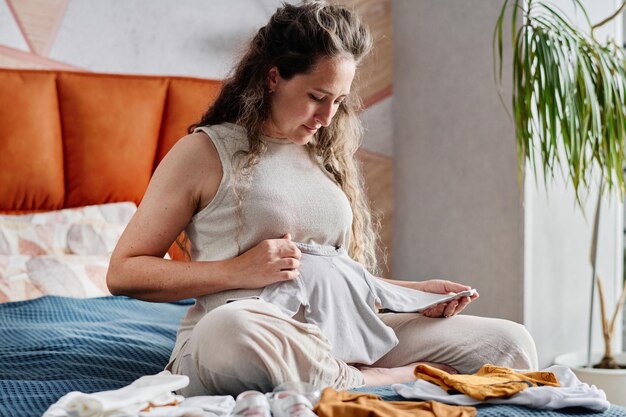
{"left": 188, "top": 1, "right": 380, "bottom": 274}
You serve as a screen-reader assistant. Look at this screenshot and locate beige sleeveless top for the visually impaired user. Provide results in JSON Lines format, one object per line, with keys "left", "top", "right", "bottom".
{"left": 168, "top": 122, "right": 353, "bottom": 366}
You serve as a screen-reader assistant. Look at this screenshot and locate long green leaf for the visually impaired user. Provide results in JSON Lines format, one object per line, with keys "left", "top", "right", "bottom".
{"left": 494, "top": 0, "right": 626, "bottom": 203}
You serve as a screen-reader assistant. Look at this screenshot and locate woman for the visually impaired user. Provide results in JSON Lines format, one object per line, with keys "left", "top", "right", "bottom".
{"left": 107, "top": 0, "right": 537, "bottom": 396}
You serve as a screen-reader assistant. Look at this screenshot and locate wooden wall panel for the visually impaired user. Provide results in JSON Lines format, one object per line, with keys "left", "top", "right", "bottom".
{"left": 333, "top": 0, "right": 392, "bottom": 105}
{"left": 358, "top": 149, "right": 393, "bottom": 277}
{"left": 7, "top": 0, "right": 68, "bottom": 55}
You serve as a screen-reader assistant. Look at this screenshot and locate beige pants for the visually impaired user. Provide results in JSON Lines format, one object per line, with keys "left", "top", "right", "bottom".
{"left": 173, "top": 299, "right": 538, "bottom": 397}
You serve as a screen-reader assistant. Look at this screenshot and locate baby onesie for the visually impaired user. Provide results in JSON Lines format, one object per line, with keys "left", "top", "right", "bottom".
{"left": 260, "top": 242, "right": 454, "bottom": 365}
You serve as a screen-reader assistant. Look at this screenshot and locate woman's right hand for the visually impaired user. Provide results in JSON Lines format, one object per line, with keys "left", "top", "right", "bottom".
{"left": 228, "top": 233, "right": 302, "bottom": 289}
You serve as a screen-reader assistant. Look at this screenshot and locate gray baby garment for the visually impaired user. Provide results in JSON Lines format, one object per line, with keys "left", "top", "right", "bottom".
{"left": 259, "top": 242, "right": 450, "bottom": 365}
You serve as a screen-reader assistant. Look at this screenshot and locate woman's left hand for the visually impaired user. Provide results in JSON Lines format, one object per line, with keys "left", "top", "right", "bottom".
{"left": 405, "top": 279, "right": 479, "bottom": 318}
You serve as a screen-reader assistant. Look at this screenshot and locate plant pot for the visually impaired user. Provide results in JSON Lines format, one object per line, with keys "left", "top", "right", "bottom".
{"left": 554, "top": 352, "right": 626, "bottom": 406}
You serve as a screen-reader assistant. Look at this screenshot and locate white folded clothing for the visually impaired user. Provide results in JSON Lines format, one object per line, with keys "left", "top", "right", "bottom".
{"left": 392, "top": 365, "right": 610, "bottom": 412}
{"left": 178, "top": 396, "right": 235, "bottom": 415}
{"left": 43, "top": 371, "right": 189, "bottom": 417}
{"left": 137, "top": 395, "right": 236, "bottom": 417}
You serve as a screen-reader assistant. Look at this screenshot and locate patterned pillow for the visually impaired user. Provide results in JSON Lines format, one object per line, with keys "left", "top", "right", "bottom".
{"left": 0, "top": 254, "right": 111, "bottom": 302}
{"left": 0, "top": 202, "right": 137, "bottom": 256}
{"left": 0, "top": 203, "right": 137, "bottom": 302}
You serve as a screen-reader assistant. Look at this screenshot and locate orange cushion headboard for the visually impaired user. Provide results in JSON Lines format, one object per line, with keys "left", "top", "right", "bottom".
{"left": 0, "top": 69, "right": 221, "bottom": 212}
{"left": 0, "top": 71, "right": 64, "bottom": 210}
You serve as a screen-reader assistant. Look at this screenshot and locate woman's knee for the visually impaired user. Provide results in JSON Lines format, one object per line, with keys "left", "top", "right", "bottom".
{"left": 481, "top": 318, "right": 538, "bottom": 371}
{"left": 183, "top": 300, "right": 303, "bottom": 394}
{"left": 190, "top": 301, "right": 271, "bottom": 368}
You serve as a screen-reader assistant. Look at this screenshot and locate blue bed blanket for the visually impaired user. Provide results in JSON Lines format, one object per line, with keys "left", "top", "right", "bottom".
{"left": 1, "top": 296, "right": 625, "bottom": 417}
{"left": 0, "top": 296, "right": 192, "bottom": 417}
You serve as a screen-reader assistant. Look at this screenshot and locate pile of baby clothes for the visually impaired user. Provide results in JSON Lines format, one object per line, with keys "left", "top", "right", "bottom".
{"left": 44, "top": 364, "right": 611, "bottom": 416}
{"left": 314, "top": 364, "right": 610, "bottom": 417}
{"left": 392, "top": 364, "right": 609, "bottom": 412}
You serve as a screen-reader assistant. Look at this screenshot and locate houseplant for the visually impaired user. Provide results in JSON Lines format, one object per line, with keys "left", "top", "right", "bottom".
{"left": 494, "top": 0, "right": 626, "bottom": 402}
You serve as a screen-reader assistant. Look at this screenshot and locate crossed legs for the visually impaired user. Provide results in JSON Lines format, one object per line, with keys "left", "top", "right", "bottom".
{"left": 174, "top": 299, "right": 538, "bottom": 396}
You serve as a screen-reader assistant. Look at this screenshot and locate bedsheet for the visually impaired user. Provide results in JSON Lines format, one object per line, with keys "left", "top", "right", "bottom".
{"left": 1, "top": 296, "right": 624, "bottom": 417}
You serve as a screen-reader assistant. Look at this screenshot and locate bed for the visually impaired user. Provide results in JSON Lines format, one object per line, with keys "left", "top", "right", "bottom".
{"left": 1, "top": 68, "right": 625, "bottom": 417}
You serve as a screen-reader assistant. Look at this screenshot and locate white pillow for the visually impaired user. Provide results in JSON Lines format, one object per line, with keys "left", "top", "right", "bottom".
{"left": 0, "top": 253, "right": 111, "bottom": 302}
{"left": 0, "top": 202, "right": 137, "bottom": 256}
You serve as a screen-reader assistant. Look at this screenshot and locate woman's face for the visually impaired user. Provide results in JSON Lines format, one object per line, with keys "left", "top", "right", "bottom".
{"left": 264, "top": 56, "right": 356, "bottom": 145}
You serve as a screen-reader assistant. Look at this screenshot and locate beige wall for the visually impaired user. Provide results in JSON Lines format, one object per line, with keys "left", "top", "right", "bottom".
{"left": 392, "top": 0, "right": 524, "bottom": 322}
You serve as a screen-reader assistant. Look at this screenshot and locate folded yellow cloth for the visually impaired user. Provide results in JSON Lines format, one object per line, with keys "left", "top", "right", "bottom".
{"left": 313, "top": 387, "right": 477, "bottom": 417}
{"left": 414, "top": 364, "right": 560, "bottom": 400}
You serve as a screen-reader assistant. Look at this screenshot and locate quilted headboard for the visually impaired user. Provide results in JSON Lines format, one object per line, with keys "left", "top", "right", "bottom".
{"left": 0, "top": 69, "right": 221, "bottom": 212}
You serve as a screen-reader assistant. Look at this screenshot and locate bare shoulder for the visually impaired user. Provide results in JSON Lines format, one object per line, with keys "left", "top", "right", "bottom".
{"left": 161, "top": 131, "right": 219, "bottom": 171}
{"left": 158, "top": 131, "right": 221, "bottom": 181}
{"left": 155, "top": 131, "right": 223, "bottom": 213}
